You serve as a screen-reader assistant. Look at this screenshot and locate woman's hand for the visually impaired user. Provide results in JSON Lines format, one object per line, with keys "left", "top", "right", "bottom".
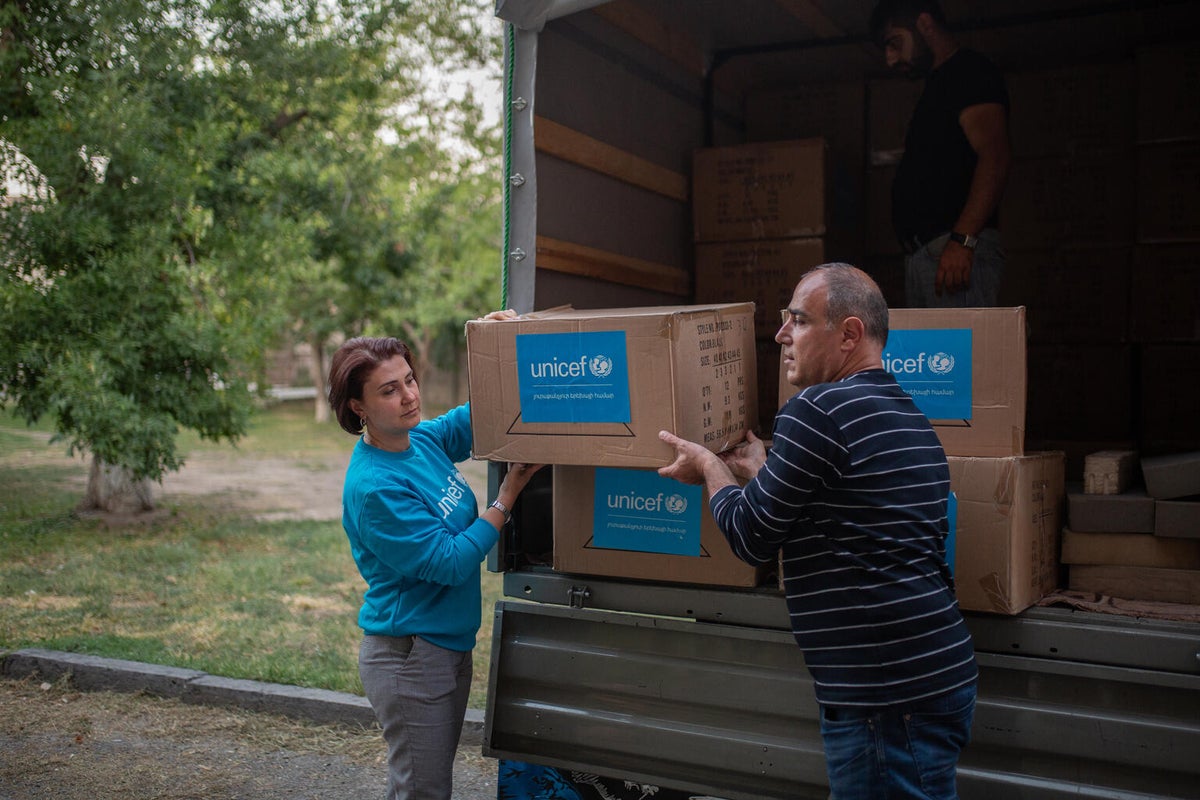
{"left": 481, "top": 309, "right": 518, "bottom": 321}
{"left": 499, "top": 463, "right": 545, "bottom": 498}
{"left": 486, "top": 463, "right": 546, "bottom": 530}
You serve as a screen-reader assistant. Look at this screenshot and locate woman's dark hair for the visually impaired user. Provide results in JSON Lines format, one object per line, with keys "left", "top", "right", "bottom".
{"left": 327, "top": 337, "right": 415, "bottom": 435}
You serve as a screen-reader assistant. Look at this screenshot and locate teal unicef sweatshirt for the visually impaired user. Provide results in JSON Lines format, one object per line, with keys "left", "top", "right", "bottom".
{"left": 341, "top": 404, "right": 498, "bottom": 652}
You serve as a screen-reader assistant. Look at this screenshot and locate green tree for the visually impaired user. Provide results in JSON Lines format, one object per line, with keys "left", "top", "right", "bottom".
{"left": 0, "top": 0, "right": 502, "bottom": 510}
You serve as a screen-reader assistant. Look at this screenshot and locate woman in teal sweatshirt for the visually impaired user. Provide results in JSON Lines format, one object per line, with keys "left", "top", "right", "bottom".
{"left": 328, "top": 328, "right": 542, "bottom": 800}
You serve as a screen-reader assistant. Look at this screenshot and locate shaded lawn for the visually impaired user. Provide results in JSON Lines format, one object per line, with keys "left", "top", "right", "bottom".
{"left": 0, "top": 403, "right": 503, "bottom": 708}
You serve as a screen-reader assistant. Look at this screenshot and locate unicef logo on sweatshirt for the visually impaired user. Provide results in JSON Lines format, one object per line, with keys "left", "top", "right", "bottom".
{"left": 885, "top": 329, "right": 972, "bottom": 421}
{"left": 516, "top": 331, "right": 631, "bottom": 423}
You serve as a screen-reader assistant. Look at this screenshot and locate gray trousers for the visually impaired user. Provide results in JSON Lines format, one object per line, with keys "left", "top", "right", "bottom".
{"left": 359, "top": 634, "right": 472, "bottom": 800}
{"left": 905, "top": 228, "right": 1005, "bottom": 308}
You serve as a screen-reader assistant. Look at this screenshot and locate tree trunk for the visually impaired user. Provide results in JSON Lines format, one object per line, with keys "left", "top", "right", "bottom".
{"left": 81, "top": 456, "right": 155, "bottom": 514}
{"left": 310, "top": 333, "right": 329, "bottom": 423}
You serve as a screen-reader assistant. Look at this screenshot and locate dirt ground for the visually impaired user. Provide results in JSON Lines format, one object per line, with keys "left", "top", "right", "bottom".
{"left": 1, "top": 429, "right": 498, "bottom": 800}
{"left": 0, "top": 676, "right": 497, "bottom": 800}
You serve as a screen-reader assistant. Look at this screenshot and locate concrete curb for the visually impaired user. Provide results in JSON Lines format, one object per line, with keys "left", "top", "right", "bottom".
{"left": 0, "top": 647, "right": 485, "bottom": 747}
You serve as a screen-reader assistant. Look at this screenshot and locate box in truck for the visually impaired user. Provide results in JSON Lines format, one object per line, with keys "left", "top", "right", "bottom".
{"left": 692, "top": 138, "right": 828, "bottom": 243}
{"left": 948, "top": 452, "right": 1065, "bottom": 615}
{"left": 552, "top": 465, "right": 769, "bottom": 587}
{"left": 777, "top": 306, "right": 1028, "bottom": 458}
{"left": 466, "top": 303, "right": 757, "bottom": 468}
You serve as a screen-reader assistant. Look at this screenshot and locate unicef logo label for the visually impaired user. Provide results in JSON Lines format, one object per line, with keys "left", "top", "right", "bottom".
{"left": 588, "top": 354, "right": 614, "bottom": 378}
{"left": 927, "top": 352, "right": 955, "bottom": 375}
{"left": 664, "top": 494, "right": 688, "bottom": 515}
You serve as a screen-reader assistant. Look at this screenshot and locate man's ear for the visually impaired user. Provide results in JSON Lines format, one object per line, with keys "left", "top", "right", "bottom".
{"left": 842, "top": 316, "right": 866, "bottom": 349}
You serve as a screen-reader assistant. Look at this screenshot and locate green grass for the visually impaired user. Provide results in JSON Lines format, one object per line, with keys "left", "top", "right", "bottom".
{"left": 0, "top": 402, "right": 504, "bottom": 709}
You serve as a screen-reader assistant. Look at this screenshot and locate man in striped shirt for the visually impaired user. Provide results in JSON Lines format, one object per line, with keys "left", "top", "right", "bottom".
{"left": 660, "top": 263, "right": 976, "bottom": 799}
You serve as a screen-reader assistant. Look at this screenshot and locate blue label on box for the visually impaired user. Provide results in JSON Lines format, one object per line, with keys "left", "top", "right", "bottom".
{"left": 592, "top": 468, "right": 702, "bottom": 556}
{"left": 515, "top": 331, "right": 631, "bottom": 423}
{"left": 883, "top": 329, "right": 972, "bottom": 421}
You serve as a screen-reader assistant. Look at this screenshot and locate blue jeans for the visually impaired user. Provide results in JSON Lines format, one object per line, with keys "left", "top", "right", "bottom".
{"left": 905, "top": 228, "right": 1004, "bottom": 308}
{"left": 819, "top": 683, "right": 976, "bottom": 800}
{"left": 359, "top": 634, "right": 473, "bottom": 800}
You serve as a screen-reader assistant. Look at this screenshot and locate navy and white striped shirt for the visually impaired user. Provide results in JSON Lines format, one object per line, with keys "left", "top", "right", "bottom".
{"left": 711, "top": 369, "right": 977, "bottom": 707}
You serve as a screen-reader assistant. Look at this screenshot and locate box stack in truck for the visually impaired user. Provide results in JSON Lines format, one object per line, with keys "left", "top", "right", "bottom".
{"left": 1063, "top": 450, "right": 1200, "bottom": 606}
{"left": 691, "top": 138, "right": 834, "bottom": 432}
{"left": 776, "top": 305, "right": 1068, "bottom": 615}
{"left": 1133, "top": 43, "right": 1200, "bottom": 473}
{"left": 991, "top": 44, "right": 1200, "bottom": 475}
{"left": 1041, "top": 44, "right": 1200, "bottom": 603}
{"left": 466, "top": 303, "right": 771, "bottom": 588}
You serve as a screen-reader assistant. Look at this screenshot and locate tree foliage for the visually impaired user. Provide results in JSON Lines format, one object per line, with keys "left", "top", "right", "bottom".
{"left": 0, "top": 0, "right": 503, "bottom": 501}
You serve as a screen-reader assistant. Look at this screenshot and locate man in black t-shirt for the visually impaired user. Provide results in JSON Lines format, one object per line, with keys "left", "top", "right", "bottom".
{"left": 871, "top": 0, "right": 1012, "bottom": 308}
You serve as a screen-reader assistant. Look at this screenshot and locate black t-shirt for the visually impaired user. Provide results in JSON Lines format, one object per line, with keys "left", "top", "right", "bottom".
{"left": 892, "top": 48, "right": 1009, "bottom": 245}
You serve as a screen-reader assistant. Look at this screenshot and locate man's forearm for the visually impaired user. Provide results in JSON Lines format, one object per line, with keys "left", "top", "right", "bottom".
{"left": 701, "top": 455, "right": 739, "bottom": 501}
{"left": 954, "top": 149, "right": 1009, "bottom": 235}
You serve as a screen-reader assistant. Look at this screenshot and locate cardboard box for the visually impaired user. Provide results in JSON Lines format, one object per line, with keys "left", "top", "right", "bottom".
{"left": 775, "top": 307, "right": 1028, "bottom": 457}
{"left": 1061, "top": 529, "right": 1200, "bottom": 568}
{"left": 1027, "top": 344, "right": 1135, "bottom": 443}
{"left": 1068, "top": 565, "right": 1200, "bottom": 605}
{"left": 1007, "top": 62, "right": 1135, "bottom": 158}
{"left": 694, "top": 238, "right": 825, "bottom": 340}
{"left": 692, "top": 139, "right": 827, "bottom": 243}
{"left": 551, "top": 466, "right": 769, "bottom": 587}
{"left": 1131, "top": 245, "right": 1200, "bottom": 343}
{"left": 889, "top": 307, "right": 1027, "bottom": 457}
{"left": 1140, "top": 346, "right": 1200, "bottom": 454}
{"left": 866, "top": 166, "right": 900, "bottom": 256}
{"left": 1137, "top": 44, "right": 1200, "bottom": 144}
{"left": 1136, "top": 142, "right": 1200, "bottom": 243}
{"left": 744, "top": 82, "right": 866, "bottom": 244}
{"left": 1141, "top": 451, "right": 1200, "bottom": 500}
{"left": 860, "top": 253, "right": 907, "bottom": 309}
{"left": 466, "top": 304, "right": 757, "bottom": 468}
{"left": 1083, "top": 449, "right": 1138, "bottom": 494}
{"left": 1068, "top": 490, "right": 1155, "bottom": 533}
{"left": 947, "top": 452, "right": 1065, "bottom": 615}
{"left": 1156, "top": 498, "right": 1200, "bottom": 539}
{"left": 745, "top": 82, "right": 864, "bottom": 162}
{"left": 1000, "top": 154, "right": 1135, "bottom": 249}
{"left": 998, "top": 247, "right": 1132, "bottom": 344}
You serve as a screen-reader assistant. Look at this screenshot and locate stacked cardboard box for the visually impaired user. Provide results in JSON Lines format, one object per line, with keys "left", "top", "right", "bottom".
{"left": 1004, "top": 46, "right": 1200, "bottom": 468}
{"left": 466, "top": 303, "right": 770, "bottom": 588}
{"left": 692, "top": 138, "right": 835, "bottom": 433}
{"left": 1063, "top": 450, "right": 1200, "bottom": 604}
{"left": 775, "top": 306, "right": 1066, "bottom": 615}
{"left": 863, "top": 77, "right": 923, "bottom": 307}
{"left": 466, "top": 303, "right": 757, "bottom": 468}
{"left": 1133, "top": 45, "right": 1200, "bottom": 459}
{"left": 551, "top": 465, "right": 769, "bottom": 588}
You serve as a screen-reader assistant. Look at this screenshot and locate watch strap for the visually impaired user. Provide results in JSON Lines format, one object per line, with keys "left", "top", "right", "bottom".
{"left": 949, "top": 231, "right": 978, "bottom": 249}
{"left": 489, "top": 499, "right": 512, "bottom": 524}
